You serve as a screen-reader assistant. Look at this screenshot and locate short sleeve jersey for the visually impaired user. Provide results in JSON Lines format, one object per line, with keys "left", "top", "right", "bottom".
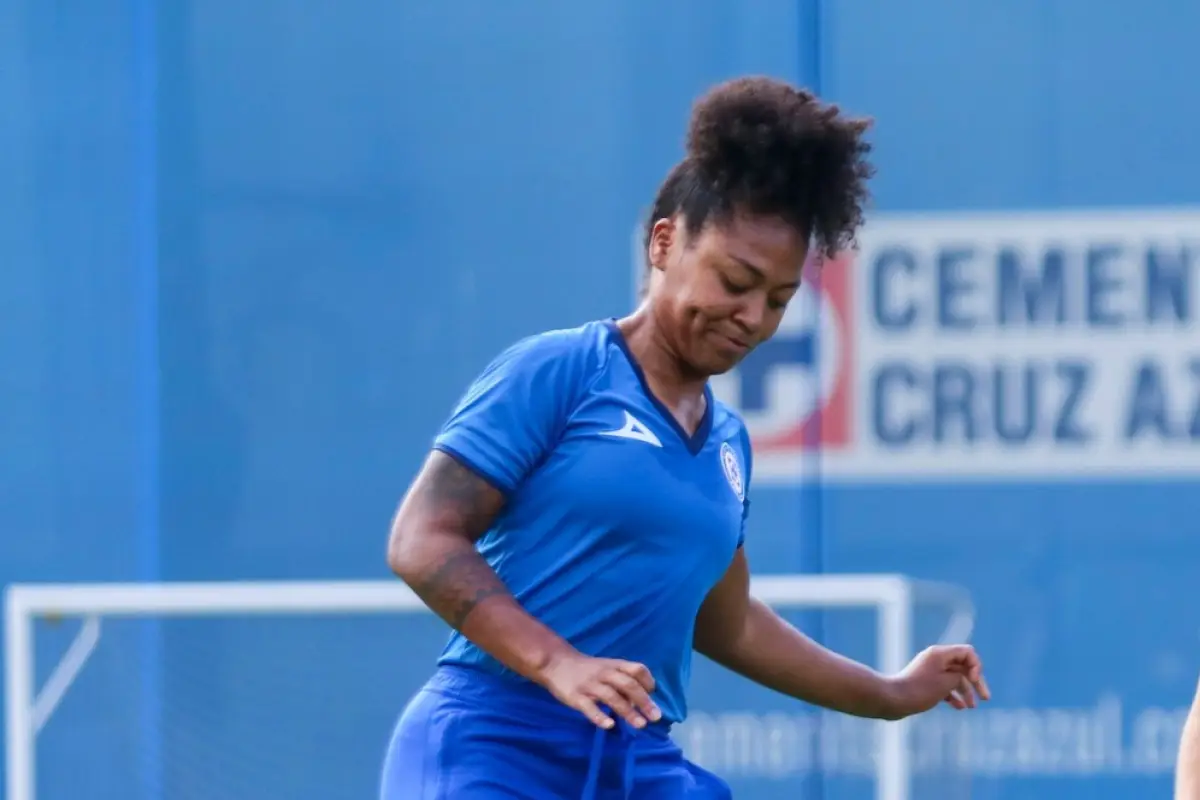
{"left": 433, "top": 319, "right": 753, "bottom": 723}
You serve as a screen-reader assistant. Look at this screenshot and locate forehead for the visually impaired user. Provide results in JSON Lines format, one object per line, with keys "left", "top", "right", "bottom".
{"left": 699, "top": 213, "right": 808, "bottom": 275}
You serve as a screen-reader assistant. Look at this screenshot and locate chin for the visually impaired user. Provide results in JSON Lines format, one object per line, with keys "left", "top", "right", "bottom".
{"left": 693, "top": 349, "right": 745, "bottom": 377}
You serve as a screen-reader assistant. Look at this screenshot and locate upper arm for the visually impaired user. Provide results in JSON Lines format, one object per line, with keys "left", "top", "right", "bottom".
{"left": 693, "top": 547, "right": 753, "bottom": 659}
{"left": 392, "top": 450, "right": 508, "bottom": 549}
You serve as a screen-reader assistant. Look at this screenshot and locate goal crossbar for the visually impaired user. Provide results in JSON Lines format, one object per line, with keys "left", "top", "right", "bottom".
{"left": 4, "top": 574, "right": 974, "bottom": 800}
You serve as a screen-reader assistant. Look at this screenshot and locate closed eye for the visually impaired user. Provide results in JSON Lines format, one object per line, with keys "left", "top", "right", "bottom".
{"left": 720, "top": 275, "right": 751, "bottom": 295}
{"left": 723, "top": 274, "right": 792, "bottom": 311}
{"left": 768, "top": 289, "right": 798, "bottom": 311}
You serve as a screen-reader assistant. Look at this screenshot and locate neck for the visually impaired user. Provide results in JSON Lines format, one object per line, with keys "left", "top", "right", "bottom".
{"left": 616, "top": 303, "right": 708, "bottom": 405}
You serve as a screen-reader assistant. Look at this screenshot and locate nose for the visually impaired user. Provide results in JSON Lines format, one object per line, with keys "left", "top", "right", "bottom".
{"left": 731, "top": 293, "right": 768, "bottom": 335}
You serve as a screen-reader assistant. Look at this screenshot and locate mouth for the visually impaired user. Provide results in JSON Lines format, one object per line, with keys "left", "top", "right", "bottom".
{"left": 708, "top": 330, "right": 751, "bottom": 354}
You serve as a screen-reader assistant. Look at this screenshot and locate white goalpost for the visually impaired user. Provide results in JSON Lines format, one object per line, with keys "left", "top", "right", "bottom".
{"left": 4, "top": 574, "right": 974, "bottom": 800}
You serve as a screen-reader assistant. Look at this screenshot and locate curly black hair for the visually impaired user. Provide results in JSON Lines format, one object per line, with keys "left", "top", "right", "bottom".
{"left": 644, "top": 76, "right": 874, "bottom": 263}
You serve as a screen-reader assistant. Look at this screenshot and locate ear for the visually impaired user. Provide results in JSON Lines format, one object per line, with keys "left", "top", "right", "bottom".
{"left": 647, "top": 217, "right": 677, "bottom": 273}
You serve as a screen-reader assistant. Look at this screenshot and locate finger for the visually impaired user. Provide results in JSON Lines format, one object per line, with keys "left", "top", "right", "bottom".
{"left": 608, "top": 670, "right": 662, "bottom": 723}
{"left": 590, "top": 682, "right": 646, "bottom": 729}
{"left": 958, "top": 675, "right": 976, "bottom": 708}
{"left": 615, "top": 661, "right": 657, "bottom": 693}
{"left": 940, "top": 644, "right": 978, "bottom": 668}
{"left": 953, "top": 652, "right": 989, "bottom": 699}
{"left": 941, "top": 648, "right": 985, "bottom": 689}
{"left": 963, "top": 651, "right": 983, "bottom": 682}
{"left": 944, "top": 691, "right": 967, "bottom": 710}
{"left": 574, "top": 696, "right": 615, "bottom": 730}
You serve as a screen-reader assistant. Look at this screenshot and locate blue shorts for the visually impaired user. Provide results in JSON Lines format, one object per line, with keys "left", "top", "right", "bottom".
{"left": 380, "top": 665, "right": 731, "bottom": 800}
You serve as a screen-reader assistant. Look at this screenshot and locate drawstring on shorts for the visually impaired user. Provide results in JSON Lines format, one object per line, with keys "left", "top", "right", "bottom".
{"left": 580, "top": 717, "right": 641, "bottom": 800}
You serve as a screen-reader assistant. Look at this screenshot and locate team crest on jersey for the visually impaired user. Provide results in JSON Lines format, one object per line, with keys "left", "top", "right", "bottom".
{"left": 719, "top": 442, "right": 744, "bottom": 503}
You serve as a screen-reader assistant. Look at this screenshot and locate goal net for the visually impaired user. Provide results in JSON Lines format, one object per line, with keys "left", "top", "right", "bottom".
{"left": 4, "top": 575, "right": 975, "bottom": 800}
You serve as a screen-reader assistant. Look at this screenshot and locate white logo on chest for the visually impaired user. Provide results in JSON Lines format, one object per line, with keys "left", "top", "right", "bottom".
{"left": 600, "top": 410, "right": 663, "bottom": 448}
{"left": 720, "top": 442, "right": 744, "bottom": 502}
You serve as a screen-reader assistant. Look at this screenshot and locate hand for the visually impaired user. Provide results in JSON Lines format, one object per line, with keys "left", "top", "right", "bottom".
{"left": 536, "top": 652, "right": 663, "bottom": 730}
{"left": 887, "top": 644, "right": 991, "bottom": 718}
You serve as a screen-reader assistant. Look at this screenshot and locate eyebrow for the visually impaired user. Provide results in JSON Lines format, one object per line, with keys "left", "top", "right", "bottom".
{"left": 730, "top": 255, "right": 801, "bottom": 290}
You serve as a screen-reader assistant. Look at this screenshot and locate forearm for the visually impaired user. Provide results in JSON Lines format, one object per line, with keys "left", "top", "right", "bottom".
{"left": 389, "top": 530, "right": 576, "bottom": 683}
{"left": 1176, "top": 678, "right": 1200, "bottom": 798}
{"left": 701, "top": 598, "right": 900, "bottom": 719}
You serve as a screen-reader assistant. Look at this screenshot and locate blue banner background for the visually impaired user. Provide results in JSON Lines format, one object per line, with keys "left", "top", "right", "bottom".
{"left": 3, "top": 2, "right": 1199, "bottom": 798}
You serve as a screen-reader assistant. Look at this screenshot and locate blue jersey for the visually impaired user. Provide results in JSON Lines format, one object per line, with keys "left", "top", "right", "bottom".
{"left": 432, "top": 318, "right": 752, "bottom": 723}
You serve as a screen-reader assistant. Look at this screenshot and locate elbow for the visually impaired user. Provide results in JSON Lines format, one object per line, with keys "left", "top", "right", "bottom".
{"left": 386, "top": 537, "right": 408, "bottom": 582}
{"left": 386, "top": 516, "right": 420, "bottom": 583}
{"left": 386, "top": 515, "right": 469, "bottom": 585}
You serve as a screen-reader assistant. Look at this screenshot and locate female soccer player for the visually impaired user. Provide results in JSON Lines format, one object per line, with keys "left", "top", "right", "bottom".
{"left": 383, "top": 76, "right": 990, "bottom": 799}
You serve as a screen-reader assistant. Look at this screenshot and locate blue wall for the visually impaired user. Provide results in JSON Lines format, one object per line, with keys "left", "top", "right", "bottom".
{"left": 3, "top": 1, "right": 1200, "bottom": 798}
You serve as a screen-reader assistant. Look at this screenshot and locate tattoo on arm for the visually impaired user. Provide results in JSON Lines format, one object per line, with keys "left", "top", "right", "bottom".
{"left": 416, "top": 452, "right": 506, "bottom": 540}
{"left": 404, "top": 452, "right": 511, "bottom": 630}
{"left": 413, "top": 550, "right": 511, "bottom": 629}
